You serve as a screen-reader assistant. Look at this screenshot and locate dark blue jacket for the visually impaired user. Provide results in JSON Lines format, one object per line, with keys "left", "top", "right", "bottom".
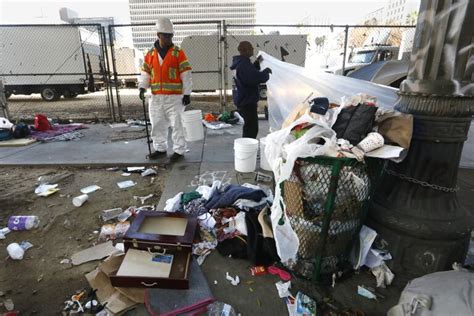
{"left": 230, "top": 55, "right": 270, "bottom": 109}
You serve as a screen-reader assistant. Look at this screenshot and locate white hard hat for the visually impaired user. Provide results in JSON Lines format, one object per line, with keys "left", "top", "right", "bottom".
{"left": 0, "top": 117, "right": 13, "bottom": 129}
{"left": 156, "top": 17, "right": 174, "bottom": 34}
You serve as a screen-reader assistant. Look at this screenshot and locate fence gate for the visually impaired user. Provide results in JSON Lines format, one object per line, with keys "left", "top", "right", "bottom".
{"left": 109, "top": 21, "right": 223, "bottom": 121}
{"left": 0, "top": 24, "right": 113, "bottom": 121}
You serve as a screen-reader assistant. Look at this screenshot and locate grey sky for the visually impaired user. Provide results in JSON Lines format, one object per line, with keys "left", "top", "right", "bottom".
{"left": 0, "top": 0, "right": 386, "bottom": 25}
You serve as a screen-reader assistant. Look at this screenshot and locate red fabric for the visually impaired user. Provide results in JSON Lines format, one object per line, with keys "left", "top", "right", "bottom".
{"left": 34, "top": 114, "right": 51, "bottom": 131}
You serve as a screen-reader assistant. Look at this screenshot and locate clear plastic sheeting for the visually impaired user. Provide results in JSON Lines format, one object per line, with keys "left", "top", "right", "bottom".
{"left": 258, "top": 51, "right": 399, "bottom": 131}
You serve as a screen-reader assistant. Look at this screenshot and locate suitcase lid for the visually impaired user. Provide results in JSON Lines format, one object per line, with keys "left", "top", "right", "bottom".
{"left": 124, "top": 211, "right": 197, "bottom": 247}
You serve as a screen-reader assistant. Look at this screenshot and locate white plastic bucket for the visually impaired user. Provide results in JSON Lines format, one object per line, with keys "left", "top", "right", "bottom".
{"left": 182, "top": 110, "right": 204, "bottom": 142}
{"left": 234, "top": 138, "right": 259, "bottom": 172}
{"left": 259, "top": 137, "right": 272, "bottom": 171}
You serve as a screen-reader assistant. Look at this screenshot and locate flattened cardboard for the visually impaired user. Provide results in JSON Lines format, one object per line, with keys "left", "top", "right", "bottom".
{"left": 71, "top": 241, "right": 117, "bottom": 265}
{"left": 85, "top": 253, "right": 145, "bottom": 315}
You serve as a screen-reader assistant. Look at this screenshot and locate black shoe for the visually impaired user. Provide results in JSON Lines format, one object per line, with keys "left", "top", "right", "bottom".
{"left": 169, "top": 152, "right": 184, "bottom": 162}
{"left": 148, "top": 151, "right": 167, "bottom": 160}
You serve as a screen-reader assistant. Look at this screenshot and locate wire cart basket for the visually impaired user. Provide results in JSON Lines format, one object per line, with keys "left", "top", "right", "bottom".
{"left": 281, "top": 156, "right": 382, "bottom": 282}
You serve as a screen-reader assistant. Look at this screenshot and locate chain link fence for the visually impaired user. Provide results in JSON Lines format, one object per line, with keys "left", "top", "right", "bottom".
{"left": 0, "top": 22, "right": 415, "bottom": 122}
{"left": 0, "top": 24, "right": 114, "bottom": 121}
{"left": 225, "top": 23, "right": 416, "bottom": 82}
{"left": 108, "top": 21, "right": 223, "bottom": 121}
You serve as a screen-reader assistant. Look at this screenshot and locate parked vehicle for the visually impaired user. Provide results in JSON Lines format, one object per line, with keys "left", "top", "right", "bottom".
{"left": 324, "top": 29, "right": 414, "bottom": 76}
{"left": 326, "top": 45, "right": 400, "bottom": 76}
{"left": 0, "top": 25, "right": 103, "bottom": 101}
{"left": 347, "top": 60, "right": 409, "bottom": 88}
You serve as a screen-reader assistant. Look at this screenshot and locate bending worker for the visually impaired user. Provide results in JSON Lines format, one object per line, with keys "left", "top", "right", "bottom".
{"left": 139, "top": 17, "right": 192, "bottom": 161}
{"left": 230, "top": 41, "right": 271, "bottom": 139}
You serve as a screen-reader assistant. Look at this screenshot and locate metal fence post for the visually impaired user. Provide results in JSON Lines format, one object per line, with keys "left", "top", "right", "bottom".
{"left": 0, "top": 80, "right": 10, "bottom": 119}
{"left": 102, "top": 26, "right": 116, "bottom": 122}
{"left": 98, "top": 26, "right": 114, "bottom": 121}
{"left": 108, "top": 25, "right": 122, "bottom": 121}
{"left": 342, "top": 25, "right": 349, "bottom": 76}
{"left": 222, "top": 20, "right": 228, "bottom": 112}
{"left": 217, "top": 21, "right": 224, "bottom": 112}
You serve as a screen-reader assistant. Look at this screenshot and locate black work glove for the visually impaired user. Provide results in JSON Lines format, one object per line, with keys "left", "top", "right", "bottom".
{"left": 253, "top": 55, "right": 263, "bottom": 70}
{"left": 263, "top": 67, "right": 272, "bottom": 74}
{"left": 182, "top": 95, "right": 191, "bottom": 106}
{"left": 139, "top": 88, "right": 146, "bottom": 101}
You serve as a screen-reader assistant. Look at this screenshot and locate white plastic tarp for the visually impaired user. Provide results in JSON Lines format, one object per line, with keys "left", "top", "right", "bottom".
{"left": 258, "top": 51, "right": 399, "bottom": 131}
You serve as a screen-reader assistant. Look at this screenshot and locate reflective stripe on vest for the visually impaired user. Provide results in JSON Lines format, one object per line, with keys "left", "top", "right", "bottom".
{"left": 151, "top": 82, "right": 183, "bottom": 93}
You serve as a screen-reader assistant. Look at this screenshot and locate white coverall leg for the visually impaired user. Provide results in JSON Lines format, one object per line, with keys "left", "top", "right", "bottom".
{"left": 138, "top": 55, "right": 192, "bottom": 156}
{"left": 149, "top": 94, "right": 186, "bottom": 155}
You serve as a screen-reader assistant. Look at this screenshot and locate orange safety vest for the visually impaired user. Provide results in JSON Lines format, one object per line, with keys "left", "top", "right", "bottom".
{"left": 142, "top": 45, "right": 192, "bottom": 95}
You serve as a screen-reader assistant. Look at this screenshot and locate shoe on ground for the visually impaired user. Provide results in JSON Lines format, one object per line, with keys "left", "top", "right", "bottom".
{"left": 169, "top": 152, "right": 184, "bottom": 162}
{"left": 148, "top": 151, "right": 167, "bottom": 160}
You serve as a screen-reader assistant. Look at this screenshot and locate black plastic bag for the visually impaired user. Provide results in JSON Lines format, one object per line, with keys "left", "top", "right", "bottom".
{"left": 332, "top": 103, "right": 377, "bottom": 145}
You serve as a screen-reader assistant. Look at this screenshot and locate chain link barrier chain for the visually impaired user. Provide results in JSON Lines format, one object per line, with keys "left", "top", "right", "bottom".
{"left": 385, "top": 169, "right": 459, "bottom": 193}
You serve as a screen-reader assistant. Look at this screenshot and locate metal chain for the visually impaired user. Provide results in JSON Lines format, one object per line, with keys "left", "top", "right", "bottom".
{"left": 385, "top": 169, "right": 460, "bottom": 193}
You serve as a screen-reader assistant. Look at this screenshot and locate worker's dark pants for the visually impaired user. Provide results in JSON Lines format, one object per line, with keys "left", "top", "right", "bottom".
{"left": 239, "top": 104, "right": 258, "bottom": 139}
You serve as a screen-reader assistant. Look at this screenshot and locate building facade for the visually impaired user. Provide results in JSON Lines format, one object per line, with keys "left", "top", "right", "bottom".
{"left": 362, "top": 0, "right": 420, "bottom": 25}
{"left": 384, "top": 0, "right": 420, "bottom": 24}
{"left": 128, "top": 0, "right": 256, "bottom": 50}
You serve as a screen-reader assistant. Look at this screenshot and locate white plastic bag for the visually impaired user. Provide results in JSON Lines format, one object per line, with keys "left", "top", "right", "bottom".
{"left": 258, "top": 51, "right": 399, "bottom": 131}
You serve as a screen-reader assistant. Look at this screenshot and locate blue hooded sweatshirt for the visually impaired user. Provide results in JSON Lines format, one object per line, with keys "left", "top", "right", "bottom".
{"left": 230, "top": 55, "right": 270, "bottom": 109}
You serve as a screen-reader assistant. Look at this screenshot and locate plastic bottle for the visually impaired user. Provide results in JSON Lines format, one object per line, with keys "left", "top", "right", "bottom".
{"left": 8, "top": 215, "right": 40, "bottom": 231}
{"left": 7, "top": 243, "right": 24, "bottom": 260}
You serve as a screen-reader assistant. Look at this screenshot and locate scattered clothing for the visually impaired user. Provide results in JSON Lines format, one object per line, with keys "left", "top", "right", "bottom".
{"left": 181, "top": 191, "right": 202, "bottom": 205}
{"left": 216, "top": 235, "right": 248, "bottom": 259}
{"left": 164, "top": 192, "right": 183, "bottom": 212}
{"left": 211, "top": 208, "right": 241, "bottom": 242}
{"left": 182, "top": 197, "right": 207, "bottom": 216}
{"left": 30, "top": 124, "right": 87, "bottom": 142}
{"left": 205, "top": 184, "right": 267, "bottom": 210}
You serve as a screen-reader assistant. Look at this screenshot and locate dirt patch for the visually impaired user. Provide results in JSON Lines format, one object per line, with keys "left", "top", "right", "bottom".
{"left": 0, "top": 166, "right": 169, "bottom": 314}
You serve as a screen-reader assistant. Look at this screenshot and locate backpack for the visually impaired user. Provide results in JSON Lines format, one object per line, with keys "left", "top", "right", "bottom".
{"left": 12, "top": 123, "right": 30, "bottom": 138}
{"left": 0, "top": 117, "right": 13, "bottom": 141}
{"left": 0, "top": 128, "right": 13, "bottom": 141}
{"left": 34, "top": 114, "right": 51, "bottom": 131}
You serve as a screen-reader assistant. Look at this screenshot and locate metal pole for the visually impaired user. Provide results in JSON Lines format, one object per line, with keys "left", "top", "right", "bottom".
{"left": 342, "top": 25, "right": 349, "bottom": 76}
{"left": 368, "top": 0, "right": 474, "bottom": 277}
{"left": 217, "top": 21, "right": 224, "bottom": 113}
{"left": 98, "top": 26, "right": 113, "bottom": 121}
{"left": 222, "top": 20, "right": 228, "bottom": 112}
{"left": 102, "top": 26, "right": 116, "bottom": 122}
{"left": 108, "top": 25, "right": 122, "bottom": 121}
{"left": 0, "top": 80, "right": 10, "bottom": 119}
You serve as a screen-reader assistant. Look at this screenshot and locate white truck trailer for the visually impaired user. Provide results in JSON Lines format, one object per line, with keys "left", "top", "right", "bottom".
{"left": 0, "top": 25, "right": 103, "bottom": 101}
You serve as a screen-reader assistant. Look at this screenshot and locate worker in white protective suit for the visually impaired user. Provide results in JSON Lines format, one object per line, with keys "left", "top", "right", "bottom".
{"left": 138, "top": 17, "right": 192, "bottom": 161}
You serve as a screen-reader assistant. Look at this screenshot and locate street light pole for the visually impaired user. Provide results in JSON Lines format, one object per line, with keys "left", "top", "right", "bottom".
{"left": 368, "top": 0, "right": 473, "bottom": 276}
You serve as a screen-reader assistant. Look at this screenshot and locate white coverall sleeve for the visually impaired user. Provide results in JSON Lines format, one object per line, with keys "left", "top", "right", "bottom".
{"left": 180, "top": 70, "right": 192, "bottom": 95}
{"left": 138, "top": 71, "right": 151, "bottom": 89}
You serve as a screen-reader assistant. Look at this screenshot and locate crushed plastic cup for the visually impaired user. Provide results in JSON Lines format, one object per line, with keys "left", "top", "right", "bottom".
{"left": 80, "top": 185, "right": 102, "bottom": 194}
{"left": 72, "top": 194, "right": 89, "bottom": 207}
{"left": 357, "top": 132, "right": 384, "bottom": 153}
{"left": 7, "top": 243, "right": 25, "bottom": 260}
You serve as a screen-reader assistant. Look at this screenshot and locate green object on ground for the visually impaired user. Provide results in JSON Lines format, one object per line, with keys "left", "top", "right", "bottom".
{"left": 219, "top": 111, "right": 232, "bottom": 123}
{"left": 181, "top": 191, "right": 202, "bottom": 205}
